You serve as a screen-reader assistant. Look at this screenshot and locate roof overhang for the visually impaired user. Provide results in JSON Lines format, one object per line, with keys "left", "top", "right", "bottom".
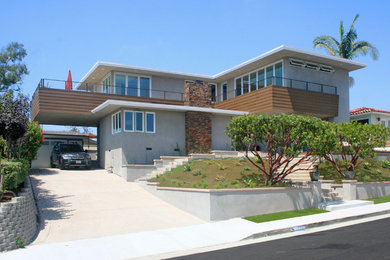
{"left": 91, "top": 100, "right": 248, "bottom": 118}
{"left": 78, "top": 45, "right": 367, "bottom": 88}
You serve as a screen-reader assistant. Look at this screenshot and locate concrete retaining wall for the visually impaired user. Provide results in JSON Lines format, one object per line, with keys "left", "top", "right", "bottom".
{"left": 0, "top": 178, "right": 38, "bottom": 252}
{"left": 356, "top": 182, "right": 390, "bottom": 199}
{"left": 140, "top": 181, "right": 312, "bottom": 221}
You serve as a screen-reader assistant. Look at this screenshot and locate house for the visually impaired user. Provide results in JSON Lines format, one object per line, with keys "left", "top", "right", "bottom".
{"left": 350, "top": 107, "right": 390, "bottom": 127}
{"left": 31, "top": 45, "right": 366, "bottom": 180}
{"left": 31, "top": 131, "right": 98, "bottom": 169}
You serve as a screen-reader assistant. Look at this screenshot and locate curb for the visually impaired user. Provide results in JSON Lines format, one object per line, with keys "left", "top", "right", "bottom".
{"left": 242, "top": 208, "right": 390, "bottom": 240}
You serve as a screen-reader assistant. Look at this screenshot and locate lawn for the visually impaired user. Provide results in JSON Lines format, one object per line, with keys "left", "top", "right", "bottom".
{"left": 319, "top": 158, "right": 390, "bottom": 184}
{"left": 244, "top": 208, "right": 329, "bottom": 223}
{"left": 366, "top": 194, "right": 390, "bottom": 204}
{"left": 150, "top": 158, "right": 289, "bottom": 189}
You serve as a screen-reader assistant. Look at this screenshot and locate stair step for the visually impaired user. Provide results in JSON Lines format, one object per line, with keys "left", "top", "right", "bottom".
{"left": 319, "top": 200, "right": 374, "bottom": 211}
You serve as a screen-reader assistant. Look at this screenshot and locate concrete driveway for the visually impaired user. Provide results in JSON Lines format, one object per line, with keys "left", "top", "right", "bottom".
{"left": 30, "top": 168, "right": 203, "bottom": 245}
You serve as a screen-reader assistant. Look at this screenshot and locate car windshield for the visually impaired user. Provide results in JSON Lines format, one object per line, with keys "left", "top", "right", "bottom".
{"left": 59, "top": 144, "right": 83, "bottom": 153}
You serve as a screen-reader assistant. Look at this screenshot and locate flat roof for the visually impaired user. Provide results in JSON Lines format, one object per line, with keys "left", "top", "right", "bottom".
{"left": 92, "top": 100, "right": 248, "bottom": 117}
{"left": 79, "top": 45, "right": 367, "bottom": 87}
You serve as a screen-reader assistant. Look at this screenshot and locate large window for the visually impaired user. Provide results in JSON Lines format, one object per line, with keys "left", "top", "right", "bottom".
{"left": 114, "top": 74, "right": 151, "bottom": 97}
{"left": 123, "top": 110, "right": 155, "bottom": 133}
{"left": 234, "top": 61, "right": 283, "bottom": 96}
{"left": 135, "top": 112, "right": 144, "bottom": 132}
{"left": 102, "top": 75, "right": 111, "bottom": 94}
{"left": 124, "top": 111, "right": 134, "bottom": 131}
{"left": 145, "top": 112, "right": 155, "bottom": 133}
{"left": 112, "top": 112, "right": 122, "bottom": 134}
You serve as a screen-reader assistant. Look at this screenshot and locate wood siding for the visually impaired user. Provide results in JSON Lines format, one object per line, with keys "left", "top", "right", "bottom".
{"left": 31, "top": 88, "right": 184, "bottom": 126}
{"left": 213, "top": 85, "right": 338, "bottom": 118}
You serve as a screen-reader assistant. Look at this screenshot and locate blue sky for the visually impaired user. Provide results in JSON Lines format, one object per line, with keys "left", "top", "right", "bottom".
{"left": 2, "top": 0, "right": 390, "bottom": 130}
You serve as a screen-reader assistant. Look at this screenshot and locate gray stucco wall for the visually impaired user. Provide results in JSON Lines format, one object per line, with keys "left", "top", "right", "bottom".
{"left": 356, "top": 182, "right": 390, "bottom": 199}
{"left": 283, "top": 58, "right": 350, "bottom": 123}
{"left": 211, "top": 115, "right": 232, "bottom": 150}
{"left": 151, "top": 76, "right": 185, "bottom": 100}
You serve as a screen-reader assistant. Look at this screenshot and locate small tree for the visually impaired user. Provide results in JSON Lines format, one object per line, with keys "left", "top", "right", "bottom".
{"left": 226, "top": 114, "right": 330, "bottom": 185}
{"left": 0, "top": 91, "right": 30, "bottom": 159}
{"left": 0, "top": 42, "right": 29, "bottom": 91}
{"left": 315, "top": 122, "right": 388, "bottom": 177}
{"left": 20, "top": 122, "right": 44, "bottom": 162}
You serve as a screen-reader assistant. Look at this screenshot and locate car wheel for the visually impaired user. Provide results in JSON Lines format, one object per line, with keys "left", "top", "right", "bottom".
{"left": 60, "top": 160, "right": 65, "bottom": 170}
{"left": 50, "top": 158, "right": 56, "bottom": 168}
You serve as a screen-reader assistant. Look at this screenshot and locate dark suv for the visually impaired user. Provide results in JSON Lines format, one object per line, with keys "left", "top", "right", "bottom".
{"left": 50, "top": 143, "right": 91, "bottom": 170}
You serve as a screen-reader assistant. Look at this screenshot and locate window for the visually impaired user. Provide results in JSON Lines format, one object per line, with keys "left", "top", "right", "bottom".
{"left": 127, "top": 76, "right": 138, "bottom": 96}
{"left": 115, "top": 75, "right": 126, "bottom": 95}
{"left": 145, "top": 112, "right": 155, "bottom": 133}
{"left": 250, "top": 72, "right": 257, "bottom": 91}
{"left": 234, "top": 61, "right": 283, "bottom": 97}
{"left": 124, "top": 111, "right": 134, "bottom": 131}
{"left": 210, "top": 84, "right": 216, "bottom": 102}
{"left": 114, "top": 74, "right": 151, "bottom": 97}
{"left": 222, "top": 83, "right": 228, "bottom": 101}
{"left": 102, "top": 75, "right": 111, "bottom": 94}
{"left": 235, "top": 78, "right": 242, "bottom": 96}
{"left": 135, "top": 112, "right": 144, "bottom": 132}
{"left": 112, "top": 112, "right": 122, "bottom": 134}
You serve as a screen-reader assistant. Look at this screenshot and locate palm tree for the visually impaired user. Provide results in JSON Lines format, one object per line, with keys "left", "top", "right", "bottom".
{"left": 313, "top": 14, "right": 378, "bottom": 61}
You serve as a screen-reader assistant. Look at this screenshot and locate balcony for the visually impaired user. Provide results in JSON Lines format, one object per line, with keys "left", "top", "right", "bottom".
{"left": 31, "top": 79, "right": 184, "bottom": 126}
{"left": 213, "top": 77, "right": 339, "bottom": 119}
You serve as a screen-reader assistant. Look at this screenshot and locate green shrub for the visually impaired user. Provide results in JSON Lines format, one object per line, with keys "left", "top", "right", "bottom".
{"left": 239, "top": 157, "right": 246, "bottom": 162}
{"left": 243, "top": 166, "right": 251, "bottom": 171}
{"left": 363, "top": 175, "right": 371, "bottom": 182}
{"left": 382, "top": 160, "right": 390, "bottom": 168}
{"left": 1, "top": 159, "right": 30, "bottom": 191}
{"left": 184, "top": 164, "right": 191, "bottom": 172}
{"left": 16, "top": 236, "right": 25, "bottom": 248}
{"left": 201, "top": 173, "right": 207, "bottom": 179}
{"left": 230, "top": 180, "right": 238, "bottom": 185}
{"left": 363, "top": 162, "right": 371, "bottom": 170}
{"left": 192, "top": 168, "right": 202, "bottom": 176}
{"left": 217, "top": 163, "right": 226, "bottom": 170}
{"left": 375, "top": 169, "right": 383, "bottom": 176}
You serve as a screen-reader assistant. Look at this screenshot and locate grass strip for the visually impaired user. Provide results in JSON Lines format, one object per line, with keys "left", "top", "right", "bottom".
{"left": 366, "top": 194, "right": 390, "bottom": 204}
{"left": 244, "top": 208, "right": 329, "bottom": 223}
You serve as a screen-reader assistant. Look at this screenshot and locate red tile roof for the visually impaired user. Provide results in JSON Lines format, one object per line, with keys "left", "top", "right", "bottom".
{"left": 350, "top": 107, "right": 390, "bottom": 116}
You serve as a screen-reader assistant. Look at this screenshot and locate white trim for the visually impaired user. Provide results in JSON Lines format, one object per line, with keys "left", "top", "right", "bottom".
{"left": 78, "top": 45, "right": 367, "bottom": 89}
{"left": 92, "top": 100, "right": 248, "bottom": 116}
{"left": 145, "top": 112, "right": 156, "bottom": 134}
{"left": 123, "top": 110, "right": 135, "bottom": 132}
{"left": 135, "top": 111, "right": 144, "bottom": 132}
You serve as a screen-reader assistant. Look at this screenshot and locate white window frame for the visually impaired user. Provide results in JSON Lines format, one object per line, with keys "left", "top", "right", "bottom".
{"left": 112, "top": 111, "right": 122, "bottom": 135}
{"left": 114, "top": 73, "right": 152, "bottom": 98}
{"left": 135, "top": 111, "right": 144, "bottom": 132}
{"left": 101, "top": 74, "right": 111, "bottom": 94}
{"left": 145, "top": 112, "right": 156, "bottom": 134}
{"left": 234, "top": 60, "right": 283, "bottom": 97}
{"left": 123, "top": 110, "right": 135, "bottom": 132}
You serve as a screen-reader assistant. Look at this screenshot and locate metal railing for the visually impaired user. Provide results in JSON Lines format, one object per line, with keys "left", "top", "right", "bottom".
{"left": 213, "top": 76, "right": 338, "bottom": 102}
{"left": 34, "top": 78, "right": 185, "bottom": 102}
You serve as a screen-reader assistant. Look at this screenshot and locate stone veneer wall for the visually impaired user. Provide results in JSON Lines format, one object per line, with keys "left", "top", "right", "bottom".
{"left": 184, "top": 81, "right": 212, "bottom": 154}
{"left": 0, "top": 177, "right": 38, "bottom": 252}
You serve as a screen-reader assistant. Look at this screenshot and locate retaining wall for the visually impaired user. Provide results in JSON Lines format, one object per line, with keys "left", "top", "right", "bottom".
{"left": 356, "top": 182, "right": 390, "bottom": 199}
{"left": 0, "top": 178, "right": 38, "bottom": 252}
{"left": 140, "top": 181, "right": 312, "bottom": 221}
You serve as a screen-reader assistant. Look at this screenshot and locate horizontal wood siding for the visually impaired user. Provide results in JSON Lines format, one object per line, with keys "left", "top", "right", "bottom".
{"left": 31, "top": 88, "right": 184, "bottom": 121}
{"left": 213, "top": 85, "right": 338, "bottom": 118}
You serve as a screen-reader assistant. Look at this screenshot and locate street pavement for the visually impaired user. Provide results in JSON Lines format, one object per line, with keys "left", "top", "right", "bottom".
{"left": 170, "top": 216, "right": 390, "bottom": 260}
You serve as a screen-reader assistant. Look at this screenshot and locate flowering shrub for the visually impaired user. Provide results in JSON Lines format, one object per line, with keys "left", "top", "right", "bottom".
{"left": 20, "top": 121, "right": 44, "bottom": 162}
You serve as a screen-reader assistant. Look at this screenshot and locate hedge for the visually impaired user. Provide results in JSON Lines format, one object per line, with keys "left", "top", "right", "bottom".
{"left": 1, "top": 159, "right": 30, "bottom": 191}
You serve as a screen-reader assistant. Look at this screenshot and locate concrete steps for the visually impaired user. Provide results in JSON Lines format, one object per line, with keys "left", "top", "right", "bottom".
{"left": 319, "top": 200, "right": 374, "bottom": 211}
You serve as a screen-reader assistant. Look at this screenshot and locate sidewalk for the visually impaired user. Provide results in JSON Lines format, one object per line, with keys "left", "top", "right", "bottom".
{"left": 2, "top": 202, "right": 390, "bottom": 260}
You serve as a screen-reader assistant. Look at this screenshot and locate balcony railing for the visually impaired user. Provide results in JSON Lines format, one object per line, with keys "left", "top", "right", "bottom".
{"left": 35, "top": 78, "right": 185, "bottom": 102}
{"left": 213, "top": 76, "right": 338, "bottom": 102}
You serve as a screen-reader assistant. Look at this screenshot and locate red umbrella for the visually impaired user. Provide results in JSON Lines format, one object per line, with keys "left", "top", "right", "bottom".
{"left": 65, "top": 70, "right": 73, "bottom": 90}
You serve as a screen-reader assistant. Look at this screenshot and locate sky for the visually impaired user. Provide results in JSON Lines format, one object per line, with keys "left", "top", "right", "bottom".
{"left": 2, "top": 0, "right": 390, "bottom": 131}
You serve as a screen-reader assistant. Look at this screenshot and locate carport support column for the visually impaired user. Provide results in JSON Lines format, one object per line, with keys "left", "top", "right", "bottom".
{"left": 184, "top": 81, "right": 212, "bottom": 154}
